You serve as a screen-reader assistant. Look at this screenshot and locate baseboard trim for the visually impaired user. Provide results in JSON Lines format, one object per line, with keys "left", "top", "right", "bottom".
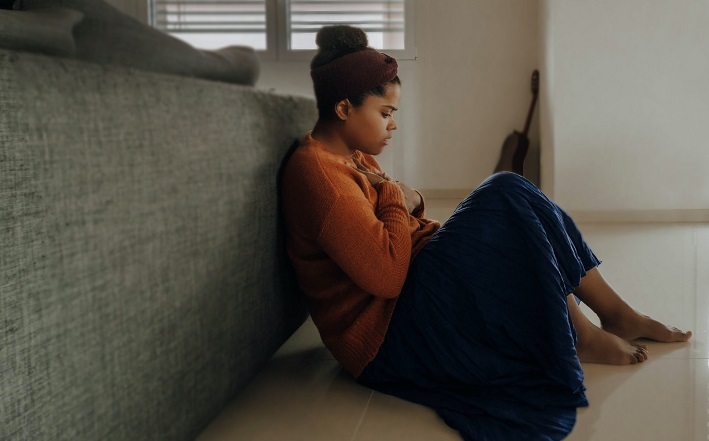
{"left": 419, "top": 189, "right": 470, "bottom": 199}
{"left": 419, "top": 189, "right": 709, "bottom": 223}
{"left": 565, "top": 209, "right": 709, "bottom": 224}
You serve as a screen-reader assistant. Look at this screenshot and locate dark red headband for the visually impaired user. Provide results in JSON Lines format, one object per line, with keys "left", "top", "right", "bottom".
{"left": 310, "top": 49, "right": 398, "bottom": 105}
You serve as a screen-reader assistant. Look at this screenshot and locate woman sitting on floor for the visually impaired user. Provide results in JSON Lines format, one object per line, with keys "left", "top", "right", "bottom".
{"left": 279, "top": 25, "right": 692, "bottom": 441}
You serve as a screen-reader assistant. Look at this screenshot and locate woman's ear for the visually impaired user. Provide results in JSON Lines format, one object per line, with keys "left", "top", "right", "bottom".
{"left": 334, "top": 99, "right": 351, "bottom": 121}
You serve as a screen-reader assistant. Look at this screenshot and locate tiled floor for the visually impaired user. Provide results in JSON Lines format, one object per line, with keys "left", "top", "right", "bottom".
{"left": 197, "top": 204, "right": 709, "bottom": 441}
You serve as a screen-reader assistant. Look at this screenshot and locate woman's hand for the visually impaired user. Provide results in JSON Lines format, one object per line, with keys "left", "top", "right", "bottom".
{"left": 396, "top": 181, "right": 422, "bottom": 214}
{"left": 351, "top": 158, "right": 421, "bottom": 214}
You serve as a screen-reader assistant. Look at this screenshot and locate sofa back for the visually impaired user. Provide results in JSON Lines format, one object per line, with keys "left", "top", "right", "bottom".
{"left": 0, "top": 48, "right": 314, "bottom": 441}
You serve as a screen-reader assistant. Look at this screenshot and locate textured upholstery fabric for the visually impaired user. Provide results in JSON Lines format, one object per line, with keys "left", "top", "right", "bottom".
{"left": 14, "top": 0, "right": 261, "bottom": 85}
{"left": 0, "top": 8, "right": 82, "bottom": 56}
{"left": 0, "top": 48, "right": 314, "bottom": 441}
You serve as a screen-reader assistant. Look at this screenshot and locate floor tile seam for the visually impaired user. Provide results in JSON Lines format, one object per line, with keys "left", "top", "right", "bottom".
{"left": 691, "top": 225, "right": 699, "bottom": 335}
{"left": 349, "top": 390, "right": 374, "bottom": 441}
{"left": 693, "top": 226, "right": 709, "bottom": 337}
{"left": 644, "top": 356, "right": 709, "bottom": 361}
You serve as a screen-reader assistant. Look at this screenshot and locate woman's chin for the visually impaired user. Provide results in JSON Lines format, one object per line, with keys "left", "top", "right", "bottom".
{"left": 363, "top": 146, "right": 385, "bottom": 156}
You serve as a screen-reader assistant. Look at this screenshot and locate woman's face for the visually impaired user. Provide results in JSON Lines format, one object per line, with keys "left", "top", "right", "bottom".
{"left": 342, "top": 83, "right": 401, "bottom": 156}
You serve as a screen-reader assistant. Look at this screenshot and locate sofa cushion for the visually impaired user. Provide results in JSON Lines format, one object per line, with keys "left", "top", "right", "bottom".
{"left": 13, "top": 0, "right": 260, "bottom": 85}
{"left": 0, "top": 47, "right": 313, "bottom": 441}
{"left": 0, "top": 8, "right": 82, "bottom": 56}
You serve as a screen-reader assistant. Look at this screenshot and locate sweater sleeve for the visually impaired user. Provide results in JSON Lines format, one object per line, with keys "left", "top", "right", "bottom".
{"left": 316, "top": 180, "right": 412, "bottom": 299}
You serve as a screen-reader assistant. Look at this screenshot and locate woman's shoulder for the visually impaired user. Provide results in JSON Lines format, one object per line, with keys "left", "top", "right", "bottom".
{"left": 289, "top": 137, "right": 346, "bottom": 169}
{"left": 284, "top": 138, "right": 363, "bottom": 192}
{"left": 281, "top": 139, "right": 373, "bottom": 230}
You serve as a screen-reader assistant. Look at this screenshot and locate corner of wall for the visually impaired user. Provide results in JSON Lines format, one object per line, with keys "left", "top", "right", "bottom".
{"left": 537, "top": 0, "right": 555, "bottom": 198}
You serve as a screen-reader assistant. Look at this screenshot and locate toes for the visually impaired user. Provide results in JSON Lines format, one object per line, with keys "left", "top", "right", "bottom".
{"left": 640, "top": 346, "right": 649, "bottom": 360}
{"left": 632, "top": 344, "right": 648, "bottom": 362}
{"left": 669, "top": 327, "right": 692, "bottom": 342}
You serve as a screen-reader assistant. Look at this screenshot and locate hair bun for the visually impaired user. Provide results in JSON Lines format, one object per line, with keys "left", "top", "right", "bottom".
{"left": 315, "top": 25, "right": 368, "bottom": 51}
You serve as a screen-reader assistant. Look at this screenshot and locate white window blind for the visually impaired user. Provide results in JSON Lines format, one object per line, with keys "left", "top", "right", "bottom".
{"left": 151, "top": 0, "right": 268, "bottom": 50}
{"left": 149, "top": 0, "right": 414, "bottom": 59}
{"left": 288, "top": 0, "right": 405, "bottom": 51}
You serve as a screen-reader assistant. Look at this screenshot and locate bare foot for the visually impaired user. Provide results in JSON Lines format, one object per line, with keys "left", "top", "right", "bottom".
{"left": 576, "top": 320, "right": 649, "bottom": 365}
{"left": 601, "top": 309, "right": 692, "bottom": 343}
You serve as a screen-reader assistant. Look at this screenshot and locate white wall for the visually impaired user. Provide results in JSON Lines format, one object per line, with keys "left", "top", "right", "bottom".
{"left": 540, "top": 0, "right": 709, "bottom": 213}
{"left": 401, "top": 0, "right": 540, "bottom": 190}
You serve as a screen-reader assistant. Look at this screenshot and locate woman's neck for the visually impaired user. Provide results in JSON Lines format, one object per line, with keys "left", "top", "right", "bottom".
{"left": 312, "top": 120, "right": 354, "bottom": 157}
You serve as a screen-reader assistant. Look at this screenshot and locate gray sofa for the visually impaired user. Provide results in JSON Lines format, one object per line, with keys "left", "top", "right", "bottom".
{"left": 0, "top": 46, "right": 316, "bottom": 440}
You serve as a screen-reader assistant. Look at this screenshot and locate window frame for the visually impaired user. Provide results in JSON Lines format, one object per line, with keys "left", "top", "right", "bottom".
{"left": 149, "top": 0, "right": 417, "bottom": 61}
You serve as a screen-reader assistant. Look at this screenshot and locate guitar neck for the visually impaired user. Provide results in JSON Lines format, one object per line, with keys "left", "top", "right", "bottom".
{"left": 522, "top": 93, "right": 539, "bottom": 136}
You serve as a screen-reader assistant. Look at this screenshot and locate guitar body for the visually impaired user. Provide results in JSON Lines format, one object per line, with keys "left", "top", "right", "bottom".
{"left": 494, "top": 70, "right": 540, "bottom": 176}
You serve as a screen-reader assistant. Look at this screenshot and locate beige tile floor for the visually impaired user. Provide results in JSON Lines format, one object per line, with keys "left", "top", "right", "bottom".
{"left": 198, "top": 202, "right": 709, "bottom": 441}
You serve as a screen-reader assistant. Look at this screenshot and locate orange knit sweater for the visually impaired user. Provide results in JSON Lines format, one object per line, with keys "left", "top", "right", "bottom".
{"left": 281, "top": 132, "right": 440, "bottom": 378}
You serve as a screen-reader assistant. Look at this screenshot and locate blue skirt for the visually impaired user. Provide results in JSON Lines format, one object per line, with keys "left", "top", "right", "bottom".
{"left": 358, "top": 172, "right": 600, "bottom": 441}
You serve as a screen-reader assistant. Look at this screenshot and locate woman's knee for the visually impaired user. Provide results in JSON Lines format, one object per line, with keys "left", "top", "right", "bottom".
{"left": 477, "top": 172, "right": 555, "bottom": 210}
{"left": 458, "top": 172, "right": 546, "bottom": 213}
{"left": 483, "top": 171, "right": 531, "bottom": 191}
